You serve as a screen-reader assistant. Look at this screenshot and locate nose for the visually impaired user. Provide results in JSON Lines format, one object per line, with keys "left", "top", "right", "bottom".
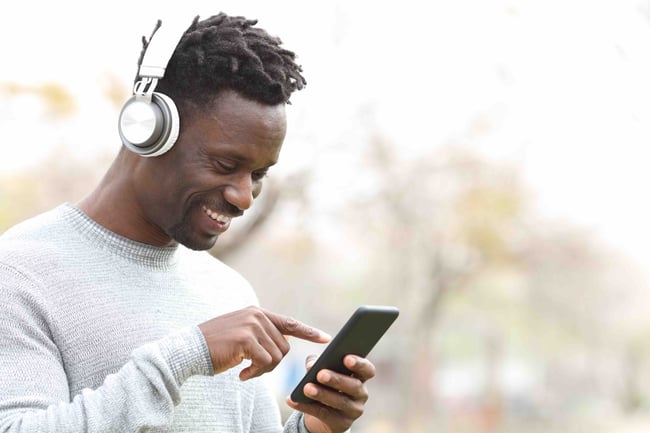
{"left": 223, "top": 174, "right": 254, "bottom": 211}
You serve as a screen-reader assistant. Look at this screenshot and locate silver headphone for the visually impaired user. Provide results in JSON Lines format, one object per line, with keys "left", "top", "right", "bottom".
{"left": 118, "top": 18, "right": 192, "bottom": 157}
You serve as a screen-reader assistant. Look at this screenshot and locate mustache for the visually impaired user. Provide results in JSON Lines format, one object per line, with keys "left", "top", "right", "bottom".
{"left": 190, "top": 196, "right": 243, "bottom": 218}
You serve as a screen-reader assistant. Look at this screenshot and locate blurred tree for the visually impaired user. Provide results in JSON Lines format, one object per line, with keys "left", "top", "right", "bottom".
{"left": 321, "top": 131, "right": 650, "bottom": 431}
{"left": 1, "top": 80, "right": 87, "bottom": 230}
{"left": 0, "top": 144, "right": 112, "bottom": 232}
{"left": 99, "top": 73, "right": 131, "bottom": 109}
{"left": 344, "top": 136, "right": 528, "bottom": 429}
{"left": 517, "top": 223, "right": 650, "bottom": 420}
{"left": 1, "top": 82, "right": 76, "bottom": 119}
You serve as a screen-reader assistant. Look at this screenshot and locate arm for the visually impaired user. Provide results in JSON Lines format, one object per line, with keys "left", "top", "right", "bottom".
{"left": 0, "top": 264, "right": 213, "bottom": 432}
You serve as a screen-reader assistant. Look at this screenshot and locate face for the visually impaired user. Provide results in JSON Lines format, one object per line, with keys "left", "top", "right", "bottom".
{"left": 136, "top": 90, "right": 287, "bottom": 250}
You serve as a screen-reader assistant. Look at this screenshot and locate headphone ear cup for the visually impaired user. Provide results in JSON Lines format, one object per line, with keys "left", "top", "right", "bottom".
{"left": 118, "top": 92, "right": 180, "bottom": 157}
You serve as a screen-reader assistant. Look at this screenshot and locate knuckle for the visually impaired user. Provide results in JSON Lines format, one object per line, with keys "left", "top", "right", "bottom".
{"left": 279, "top": 339, "right": 290, "bottom": 356}
{"left": 365, "top": 362, "right": 377, "bottom": 378}
{"left": 271, "top": 350, "right": 284, "bottom": 365}
{"left": 343, "top": 396, "right": 364, "bottom": 419}
{"left": 258, "top": 351, "right": 273, "bottom": 368}
{"left": 244, "top": 305, "right": 260, "bottom": 314}
{"left": 358, "top": 385, "right": 369, "bottom": 403}
{"left": 250, "top": 307, "right": 266, "bottom": 320}
{"left": 243, "top": 318, "right": 263, "bottom": 335}
{"left": 323, "top": 372, "right": 337, "bottom": 386}
{"left": 284, "top": 316, "right": 299, "bottom": 332}
{"left": 304, "top": 326, "right": 317, "bottom": 339}
{"left": 350, "top": 405, "right": 364, "bottom": 419}
{"left": 354, "top": 358, "right": 376, "bottom": 379}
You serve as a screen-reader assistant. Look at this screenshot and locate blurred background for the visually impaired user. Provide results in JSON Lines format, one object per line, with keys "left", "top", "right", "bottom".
{"left": 3, "top": 0, "right": 650, "bottom": 432}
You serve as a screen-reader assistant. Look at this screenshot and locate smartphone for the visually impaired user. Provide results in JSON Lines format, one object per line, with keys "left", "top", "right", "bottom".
{"left": 290, "top": 305, "right": 399, "bottom": 403}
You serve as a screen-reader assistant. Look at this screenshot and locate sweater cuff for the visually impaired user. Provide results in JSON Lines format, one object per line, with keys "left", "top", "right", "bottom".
{"left": 285, "top": 411, "right": 352, "bottom": 433}
{"left": 285, "top": 411, "right": 310, "bottom": 433}
{"left": 157, "top": 325, "right": 214, "bottom": 385}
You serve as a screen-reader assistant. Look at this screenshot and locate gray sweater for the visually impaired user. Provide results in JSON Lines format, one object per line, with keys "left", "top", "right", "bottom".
{"left": 0, "top": 204, "right": 307, "bottom": 432}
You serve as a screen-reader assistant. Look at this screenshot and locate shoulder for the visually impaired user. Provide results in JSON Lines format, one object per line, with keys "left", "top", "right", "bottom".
{"left": 1, "top": 204, "right": 72, "bottom": 244}
{"left": 0, "top": 204, "right": 71, "bottom": 278}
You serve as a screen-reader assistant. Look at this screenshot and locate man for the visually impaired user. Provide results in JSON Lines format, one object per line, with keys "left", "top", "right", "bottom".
{"left": 0, "top": 13, "right": 375, "bottom": 433}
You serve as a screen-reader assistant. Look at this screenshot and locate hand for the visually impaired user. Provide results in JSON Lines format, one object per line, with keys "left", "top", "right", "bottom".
{"left": 198, "top": 306, "right": 331, "bottom": 381}
{"left": 286, "top": 354, "right": 376, "bottom": 433}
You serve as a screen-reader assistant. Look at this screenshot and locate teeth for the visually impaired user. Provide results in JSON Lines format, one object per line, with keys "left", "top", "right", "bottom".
{"left": 203, "top": 206, "right": 231, "bottom": 223}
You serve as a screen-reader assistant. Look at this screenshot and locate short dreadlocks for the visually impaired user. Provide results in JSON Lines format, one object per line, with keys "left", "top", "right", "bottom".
{"left": 135, "top": 13, "right": 306, "bottom": 113}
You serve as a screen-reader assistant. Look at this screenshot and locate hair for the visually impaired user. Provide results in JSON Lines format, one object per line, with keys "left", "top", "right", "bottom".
{"left": 135, "top": 13, "right": 306, "bottom": 113}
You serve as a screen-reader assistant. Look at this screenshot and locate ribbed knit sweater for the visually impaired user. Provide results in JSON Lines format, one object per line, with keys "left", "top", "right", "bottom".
{"left": 0, "top": 203, "right": 308, "bottom": 432}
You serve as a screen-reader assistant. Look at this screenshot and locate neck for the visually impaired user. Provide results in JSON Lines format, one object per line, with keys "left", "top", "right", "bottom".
{"left": 77, "top": 149, "right": 176, "bottom": 247}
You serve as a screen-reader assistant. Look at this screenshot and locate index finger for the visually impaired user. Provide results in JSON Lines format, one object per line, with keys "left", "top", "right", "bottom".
{"left": 264, "top": 310, "right": 331, "bottom": 343}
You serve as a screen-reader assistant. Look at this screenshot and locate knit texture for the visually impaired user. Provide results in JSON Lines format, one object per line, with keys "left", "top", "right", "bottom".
{"left": 0, "top": 203, "right": 308, "bottom": 433}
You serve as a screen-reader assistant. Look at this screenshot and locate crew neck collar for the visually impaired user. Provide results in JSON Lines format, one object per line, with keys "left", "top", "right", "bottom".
{"left": 61, "top": 203, "right": 179, "bottom": 269}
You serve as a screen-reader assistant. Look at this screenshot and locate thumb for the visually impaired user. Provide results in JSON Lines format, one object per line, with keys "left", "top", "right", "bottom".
{"left": 239, "top": 360, "right": 265, "bottom": 381}
{"left": 305, "top": 354, "right": 318, "bottom": 371}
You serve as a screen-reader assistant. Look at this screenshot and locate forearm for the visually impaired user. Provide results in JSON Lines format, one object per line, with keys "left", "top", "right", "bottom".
{"left": 0, "top": 326, "right": 212, "bottom": 432}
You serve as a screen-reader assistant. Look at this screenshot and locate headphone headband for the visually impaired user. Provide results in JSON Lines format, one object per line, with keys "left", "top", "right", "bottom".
{"left": 138, "top": 17, "right": 194, "bottom": 79}
{"left": 118, "top": 16, "right": 194, "bottom": 157}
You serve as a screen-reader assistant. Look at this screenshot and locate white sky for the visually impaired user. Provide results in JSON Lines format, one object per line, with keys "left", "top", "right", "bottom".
{"left": 4, "top": 0, "right": 650, "bottom": 272}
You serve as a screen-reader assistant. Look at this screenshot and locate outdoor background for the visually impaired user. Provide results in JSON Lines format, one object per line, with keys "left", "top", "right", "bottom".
{"left": 3, "top": 1, "right": 650, "bottom": 432}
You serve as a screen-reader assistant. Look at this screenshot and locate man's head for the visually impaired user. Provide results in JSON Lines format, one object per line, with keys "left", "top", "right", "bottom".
{"left": 142, "top": 13, "right": 306, "bottom": 117}
{"left": 105, "top": 13, "right": 306, "bottom": 251}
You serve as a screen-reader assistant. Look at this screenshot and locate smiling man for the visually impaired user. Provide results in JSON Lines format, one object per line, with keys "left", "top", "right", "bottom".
{"left": 82, "top": 90, "right": 285, "bottom": 252}
{"left": 0, "top": 13, "right": 375, "bottom": 433}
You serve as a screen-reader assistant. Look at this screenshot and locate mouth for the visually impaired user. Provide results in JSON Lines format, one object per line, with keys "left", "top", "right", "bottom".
{"left": 202, "top": 205, "right": 233, "bottom": 224}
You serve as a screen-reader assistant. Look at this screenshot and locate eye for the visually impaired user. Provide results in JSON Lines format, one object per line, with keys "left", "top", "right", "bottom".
{"left": 215, "top": 159, "right": 237, "bottom": 173}
{"left": 251, "top": 169, "right": 269, "bottom": 182}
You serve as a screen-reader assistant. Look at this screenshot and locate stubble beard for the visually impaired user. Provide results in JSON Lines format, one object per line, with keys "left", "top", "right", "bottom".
{"left": 169, "top": 200, "right": 219, "bottom": 251}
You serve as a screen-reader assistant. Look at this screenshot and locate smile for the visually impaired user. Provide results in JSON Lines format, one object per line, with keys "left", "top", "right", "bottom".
{"left": 202, "top": 206, "right": 232, "bottom": 224}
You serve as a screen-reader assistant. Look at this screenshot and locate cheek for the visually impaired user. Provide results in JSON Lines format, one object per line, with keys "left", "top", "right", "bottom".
{"left": 172, "top": 160, "right": 216, "bottom": 196}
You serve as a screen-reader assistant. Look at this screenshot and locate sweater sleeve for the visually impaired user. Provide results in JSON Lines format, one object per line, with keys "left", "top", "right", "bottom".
{"left": 246, "top": 376, "right": 309, "bottom": 433}
{"left": 283, "top": 412, "right": 352, "bottom": 433}
{"left": 0, "top": 264, "right": 214, "bottom": 433}
{"left": 284, "top": 412, "right": 311, "bottom": 433}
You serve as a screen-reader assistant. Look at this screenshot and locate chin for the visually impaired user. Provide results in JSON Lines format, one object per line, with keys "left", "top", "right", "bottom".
{"left": 180, "top": 236, "right": 220, "bottom": 251}
{"left": 171, "top": 226, "right": 220, "bottom": 251}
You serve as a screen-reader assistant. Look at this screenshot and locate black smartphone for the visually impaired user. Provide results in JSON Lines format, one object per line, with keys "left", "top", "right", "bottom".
{"left": 290, "top": 305, "right": 399, "bottom": 404}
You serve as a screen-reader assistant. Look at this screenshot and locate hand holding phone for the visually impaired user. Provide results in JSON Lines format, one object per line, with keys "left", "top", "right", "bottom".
{"left": 290, "top": 305, "right": 399, "bottom": 404}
